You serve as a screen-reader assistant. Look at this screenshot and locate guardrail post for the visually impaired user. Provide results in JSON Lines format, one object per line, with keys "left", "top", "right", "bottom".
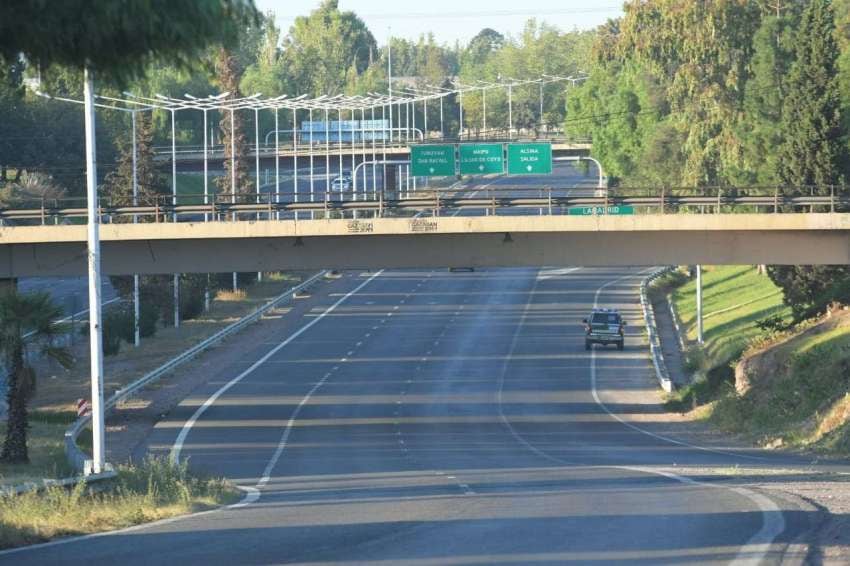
{"left": 40, "top": 197, "right": 46, "bottom": 225}
{"left": 660, "top": 187, "right": 665, "bottom": 214}
{"left": 548, "top": 188, "right": 552, "bottom": 215}
{"left": 831, "top": 184, "right": 835, "bottom": 213}
{"left": 716, "top": 188, "right": 722, "bottom": 213}
{"left": 434, "top": 192, "right": 440, "bottom": 217}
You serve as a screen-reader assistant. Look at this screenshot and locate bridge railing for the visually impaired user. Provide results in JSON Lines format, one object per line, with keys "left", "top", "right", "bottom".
{"left": 1, "top": 185, "right": 848, "bottom": 225}
{"left": 150, "top": 133, "right": 593, "bottom": 158}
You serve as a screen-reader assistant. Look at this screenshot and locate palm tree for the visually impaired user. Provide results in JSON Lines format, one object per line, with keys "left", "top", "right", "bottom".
{"left": 0, "top": 289, "right": 72, "bottom": 464}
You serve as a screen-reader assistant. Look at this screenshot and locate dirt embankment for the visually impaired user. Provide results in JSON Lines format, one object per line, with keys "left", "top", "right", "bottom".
{"left": 733, "top": 308, "right": 850, "bottom": 450}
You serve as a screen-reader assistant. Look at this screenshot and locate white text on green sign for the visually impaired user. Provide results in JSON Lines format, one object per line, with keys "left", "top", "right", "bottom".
{"left": 568, "top": 206, "right": 635, "bottom": 215}
{"left": 507, "top": 143, "right": 553, "bottom": 175}
{"left": 411, "top": 145, "right": 455, "bottom": 177}
{"left": 459, "top": 143, "right": 504, "bottom": 175}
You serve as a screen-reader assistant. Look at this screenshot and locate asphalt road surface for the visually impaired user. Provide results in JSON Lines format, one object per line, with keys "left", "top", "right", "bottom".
{"left": 3, "top": 266, "right": 828, "bottom": 565}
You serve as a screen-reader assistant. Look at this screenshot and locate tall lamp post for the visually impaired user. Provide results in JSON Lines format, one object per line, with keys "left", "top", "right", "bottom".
{"left": 83, "top": 67, "right": 106, "bottom": 475}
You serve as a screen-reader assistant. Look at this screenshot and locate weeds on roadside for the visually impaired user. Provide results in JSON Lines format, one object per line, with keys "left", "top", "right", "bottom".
{"left": 0, "top": 456, "right": 236, "bottom": 549}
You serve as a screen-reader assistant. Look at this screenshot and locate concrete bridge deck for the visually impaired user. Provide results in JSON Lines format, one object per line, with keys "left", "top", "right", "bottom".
{"left": 2, "top": 213, "right": 848, "bottom": 277}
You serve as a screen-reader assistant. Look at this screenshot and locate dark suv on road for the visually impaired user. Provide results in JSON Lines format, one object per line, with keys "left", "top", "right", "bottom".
{"left": 583, "top": 308, "right": 626, "bottom": 351}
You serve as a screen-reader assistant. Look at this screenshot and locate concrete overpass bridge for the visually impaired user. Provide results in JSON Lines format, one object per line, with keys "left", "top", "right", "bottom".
{"left": 1, "top": 187, "right": 848, "bottom": 277}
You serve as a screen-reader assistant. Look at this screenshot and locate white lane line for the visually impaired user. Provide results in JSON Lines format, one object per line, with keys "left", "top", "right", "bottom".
{"left": 170, "top": 270, "right": 384, "bottom": 465}
{"left": 590, "top": 274, "right": 765, "bottom": 462}
{"left": 588, "top": 273, "right": 783, "bottom": 566}
{"left": 494, "top": 267, "right": 784, "bottom": 566}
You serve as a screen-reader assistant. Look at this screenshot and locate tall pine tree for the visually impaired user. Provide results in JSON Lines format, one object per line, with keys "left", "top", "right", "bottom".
{"left": 216, "top": 47, "right": 252, "bottom": 196}
{"left": 736, "top": 12, "right": 798, "bottom": 185}
{"left": 778, "top": 0, "right": 844, "bottom": 190}
{"left": 104, "top": 110, "right": 164, "bottom": 208}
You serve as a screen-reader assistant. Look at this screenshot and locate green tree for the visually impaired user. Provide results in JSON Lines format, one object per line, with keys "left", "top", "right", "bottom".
{"left": 0, "top": 1, "right": 259, "bottom": 84}
{"left": 103, "top": 111, "right": 165, "bottom": 207}
{"left": 281, "top": 0, "right": 376, "bottom": 95}
{"left": 735, "top": 12, "right": 798, "bottom": 185}
{"left": 767, "top": 265, "right": 850, "bottom": 320}
{"left": 215, "top": 48, "right": 252, "bottom": 195}
{"left": 616, "top": 0, "right": 761, "bottom": 186}
{"left": 0, "top": 291, "right": 72, "bottom": 463}
{"left": 778, "top": 0, "right": 844, "bottom": 189}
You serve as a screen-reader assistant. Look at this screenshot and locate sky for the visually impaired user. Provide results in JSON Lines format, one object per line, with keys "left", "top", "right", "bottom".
{"left": 255, "top": 0, "right": 623, "bottom": 45}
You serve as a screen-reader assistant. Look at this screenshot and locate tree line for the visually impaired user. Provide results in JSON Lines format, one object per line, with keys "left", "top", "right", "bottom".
{"left": 567, "top": 0, "right": 850, "bottom": 320}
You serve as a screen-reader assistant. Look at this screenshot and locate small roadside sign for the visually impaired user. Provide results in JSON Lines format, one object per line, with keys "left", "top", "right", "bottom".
{"left": 568, "top": 205, "right": 635, "bottom": 216}
{"left": 459, "top": 143, "right": 504, "bottom": 175}
{"left": 506, "top": 142, "right": 552, "bottom": 175}
{"left": 411, "top": 144, "right": 456, "bottom": 177}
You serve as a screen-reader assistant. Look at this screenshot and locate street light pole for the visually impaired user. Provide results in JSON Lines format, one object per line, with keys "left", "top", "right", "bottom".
{"left": 131, "top": 112, "right": 140, "bottom": 347}
{"left": 169, "top": 107, "right": 179, "bottom": 329}
{"left": 508, "top": 83, "right": 513, "bottom": 139}
{"left": 324, "top": 107, "right": 330, "bottom": 208}
{"left": 439, "top": 95, "right": 444, "bottom": 139}
{"left": 274, "top": 106, "right": 280, "bottom": 220}
{"left": 230, "top": 106, "right": 237, "bottom": 293}
{"left": 309, "top": 107, "right": 314, "bottom": 208}
{"left": 459, "top": 89, "right": 464, "bottom": 140}
{"left": 539, "top": 81, "right": 544, "bottom": 132}
{"left": 293, "top": 106, "right": 298, "bottom": 217}
{"left": 697, "top": 265, "right": 704, "bottom": 344}
{"left": 388, "top": 28, "right": 393, "bottom": 144}
{"left": 482, "top": 87, "right": 487, "bottom": 138}
{"left": 83, "top": 67, "right": 106, "bottom": 476}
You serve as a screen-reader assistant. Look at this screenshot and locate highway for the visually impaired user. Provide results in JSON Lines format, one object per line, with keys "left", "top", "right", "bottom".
{"left": 2, "top": 166, "right": 830, "bottom": 564}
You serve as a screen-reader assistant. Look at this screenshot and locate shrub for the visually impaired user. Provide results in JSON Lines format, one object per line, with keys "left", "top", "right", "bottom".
{"left": 138, "top": 301, "right": 159, "bottom": 338}
{"left": 101, "top": 310, "right": 127, "bottom": 356}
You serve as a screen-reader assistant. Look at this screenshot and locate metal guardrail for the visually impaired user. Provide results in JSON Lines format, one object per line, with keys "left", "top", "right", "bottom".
{"left": 64, "top": 270, "right": 327, "bottom": 472}
{"left": 640, "top": 267, "right": 676, "bottom": 393}
{"left": 2, "top": 186, "right": 849, "bottom": 225}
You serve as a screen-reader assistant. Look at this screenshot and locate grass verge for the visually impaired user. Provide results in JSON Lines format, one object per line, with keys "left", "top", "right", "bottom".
{"left": 664, "top": 266, "right": 791, "bottom": 411}
{"left": 661, "top": 266, "right": 850, "bottom": 454}
{"left": 0, "top": 413, "right": 76, "bottom": 486}
{"left": 0, "top": 457, "right": 238, "bottom": 549}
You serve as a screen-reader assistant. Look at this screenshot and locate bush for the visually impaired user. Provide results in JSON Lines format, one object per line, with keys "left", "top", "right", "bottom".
{"left": 138, "top": 301, "right": 159, "bottom": 338}
{"left": 101, "top": 310, "right": 127, "bottom": 356}
{"left": 178, "top": 274, "right": 208, "bottom": 322}
{"left": 683, "top": 344, "right": 707, "bottom": 374}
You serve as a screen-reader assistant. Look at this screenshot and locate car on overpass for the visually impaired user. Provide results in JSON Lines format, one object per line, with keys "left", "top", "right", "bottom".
{"left": 583, "top": 308, "right": 625, "bottom": 350}
{"left": 331, "top": 175, "right": 352, "bottom": 192}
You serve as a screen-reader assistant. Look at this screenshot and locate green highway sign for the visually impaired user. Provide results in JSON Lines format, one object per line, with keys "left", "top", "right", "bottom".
{"left": 506, "top": 142, "right": 553, "bottom": 175}
{"left": 459, "top": 143, "right": 504, "bottom": 175}
{"left": 568, "top": 205, "right": 635, "bottom": 216}
{"left": 411, "top": 144, "right": 456, "bottom": 177}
